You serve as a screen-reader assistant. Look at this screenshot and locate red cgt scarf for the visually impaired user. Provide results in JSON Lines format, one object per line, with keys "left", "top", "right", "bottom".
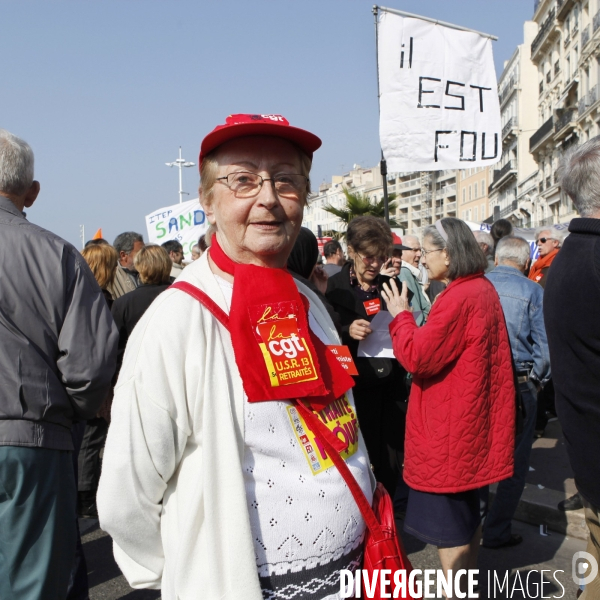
{"left": 210, "top": 235, "right": 354, "bottom": 411}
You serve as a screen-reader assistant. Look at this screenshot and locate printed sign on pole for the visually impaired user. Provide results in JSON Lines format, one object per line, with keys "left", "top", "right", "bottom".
{"left": 377, "top": 9, "right": 501, "bottom": 171}
{"left": 145, "top": 198, "right": 208, "bottom": 260}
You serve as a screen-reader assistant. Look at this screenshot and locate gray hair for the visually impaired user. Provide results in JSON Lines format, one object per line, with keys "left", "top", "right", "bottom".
{"left": 473, "top": 230, "right": 494, "bottom": 256}
{"left": 113, "top": 231, "right": 143, "bottom": 255}
{"left": 423, "top": 218, "right": 487, "bottom": 280}
{"left": 561, "top": 135, "right": 600, "bottom": 217}
{"left": 535, "top": 225, "right": 568, "bottom": 246}
{"left": 495, "top": 236, "right": 531, "bottom": 268}
{"left": 0, "top": 129, "right": 34, "bottom": 196}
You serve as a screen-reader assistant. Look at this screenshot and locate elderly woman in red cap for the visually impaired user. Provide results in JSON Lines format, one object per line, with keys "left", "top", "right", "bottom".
{"left": 98, "top": 115, "right": 376, "bottom": 600}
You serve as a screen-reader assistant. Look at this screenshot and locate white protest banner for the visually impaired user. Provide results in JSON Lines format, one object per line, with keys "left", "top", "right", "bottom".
{"left": 377, "top": 8, "right": 501, "bottom": 171}
{"left": 145, "top": 198, "right": 208, "bottom": 260}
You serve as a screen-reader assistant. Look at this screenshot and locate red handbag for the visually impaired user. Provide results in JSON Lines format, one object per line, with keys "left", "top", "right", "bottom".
{"left": 172, "top": 281, "right": 419, "bottom": 600}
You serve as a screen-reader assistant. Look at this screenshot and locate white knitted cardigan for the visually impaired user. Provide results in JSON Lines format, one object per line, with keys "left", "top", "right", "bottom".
{"left": 97, "top": 251, "right": 374, "bottom": 600}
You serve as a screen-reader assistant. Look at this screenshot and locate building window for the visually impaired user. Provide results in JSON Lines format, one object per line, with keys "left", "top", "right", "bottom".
{"left": 474, "top": 182, "right": 478, "bottom": 198}
{"left": 462, "top": 189, "right": 466, "bottom": 204}
{"left": 469, "top": 186, "right": 472, "bottom": 201}
{"left": 474, "top": 207, "right": 479, "bottom": 222}
{"left": 481, "top": 179, "right": 486, "bottom": 196}
{"left": 481, "top": 203, "right": 486, "bottom": 219}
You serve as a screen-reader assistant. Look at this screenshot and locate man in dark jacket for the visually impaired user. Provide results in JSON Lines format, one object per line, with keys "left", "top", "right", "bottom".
{"left": 545, "top": 136, "right": 600, "bottom": 599}
{"left": 110, "top": 231, "right": 145, "bottom": 298}
{"left": 0, "top": 129, "right": 118, "bottom": 598}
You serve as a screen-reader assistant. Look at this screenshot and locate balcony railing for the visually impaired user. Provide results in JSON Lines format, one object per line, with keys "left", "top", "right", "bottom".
{"left": 499, "top": 76, "right": 516, "bottom": 105}
{"left": 555, "top": 108, "right": 574, "bottom": 132}
{"left": 440, "top": 184, "right": 456, "bottom": 196}
{"left": 594, "top": 9, "right": 600, "bottom": 32}
{"left": 531, "top": 8, "right": 556, "bottom": 55}
{"left": 446, "top": 201, "right": 457, "bottom": 211}
{"left": 498, "top": 200, "right": 519, "bottom": 219}
{"left": 502, "top": 117, "right": 518, "bottom": 139}
{"left": 530, "top": 116, "right": 554, "bottom": 151}
{"left": 578, "top": 85, "right": 598, "bottom": 115}
{"left": 493, "top": 160, "right": 516, "bottom": 184}
{"left": 397, "top": 178, "right": 421, "bottom": 190}
{"left": 582, "top": 25, "right": 591, "bottom": 47}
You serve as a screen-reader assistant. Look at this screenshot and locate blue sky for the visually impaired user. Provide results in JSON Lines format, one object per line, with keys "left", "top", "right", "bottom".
{"left": 2, "top": 0, "right": 533, "bottom": 247}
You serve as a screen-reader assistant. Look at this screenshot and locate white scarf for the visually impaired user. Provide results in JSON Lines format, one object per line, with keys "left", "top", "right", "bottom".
{"left": 402, "top": 260, "right": 422, "bottom": 281}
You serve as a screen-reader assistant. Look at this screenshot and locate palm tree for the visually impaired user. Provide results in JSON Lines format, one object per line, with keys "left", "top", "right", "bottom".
{"left": 322, "top": 188, "right": 399, "bottom": 236}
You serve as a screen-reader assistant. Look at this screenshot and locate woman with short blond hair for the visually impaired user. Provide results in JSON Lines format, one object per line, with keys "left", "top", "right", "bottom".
{"left": 111, "top": 245, "right": 172, "bottom": 362}
{"left": 134, "top": 244, "right": 172, "bottom": 285}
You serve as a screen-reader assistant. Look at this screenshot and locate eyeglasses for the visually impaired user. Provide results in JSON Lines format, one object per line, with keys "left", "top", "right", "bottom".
{"left": 406, "top": 246, "right": 422, "bottom": 253}
{"left": 216, "top": 171, "right": 308, "bottom": 199}
{"left": 421, "top": 248, "right": 444, "bottom": 256}
{"left": 537, "top": 237, "right": 555, "bottom": 244}
{"left": 356, "top": 253, "right": 388, "bottom": 266}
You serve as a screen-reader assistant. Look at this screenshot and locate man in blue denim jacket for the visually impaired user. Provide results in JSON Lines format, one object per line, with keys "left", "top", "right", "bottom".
{"left": 482, "top": 235, "right": 551, "bottom": 548}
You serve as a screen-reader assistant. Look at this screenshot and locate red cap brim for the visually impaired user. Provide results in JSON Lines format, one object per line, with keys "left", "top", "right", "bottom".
{"left": 199, "top": 121, "right": 322, "bottom": 166}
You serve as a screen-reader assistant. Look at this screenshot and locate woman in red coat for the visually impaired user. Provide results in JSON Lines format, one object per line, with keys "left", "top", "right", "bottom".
{"left": 382, "top": 218, "right": 515, "bottom": 589}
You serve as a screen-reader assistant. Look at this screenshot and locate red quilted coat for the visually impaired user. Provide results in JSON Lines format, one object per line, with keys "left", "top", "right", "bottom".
{"left": 389, "top": 273, "right": 515, "bottom": 493}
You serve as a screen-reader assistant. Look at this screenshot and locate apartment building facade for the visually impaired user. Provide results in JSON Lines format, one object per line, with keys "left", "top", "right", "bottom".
{"left": 302, "top": 164, "right": 458, "bottom": 238}
{"left": 394, "top": 170, "right": 457, "bottom": 236}
{"left": 488, "top": 21, "right": 540, "bottom": 226}
{"left": 528, "top": 0, "right": 600, "bottom": 226}
{"left": 457, "top": 167, "right": 494, "bottom": 223}
{"left": 302, "top": 164, "right": 387, "bottom": 236}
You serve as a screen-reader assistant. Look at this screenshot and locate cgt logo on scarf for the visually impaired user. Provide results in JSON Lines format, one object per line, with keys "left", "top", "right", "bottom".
{"left": 253, "top": 302, "right": 319, "bottom": 387}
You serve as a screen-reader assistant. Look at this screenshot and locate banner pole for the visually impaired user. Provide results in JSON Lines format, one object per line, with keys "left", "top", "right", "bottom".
{"left": 373, "top": 5, "right": 390, "bottom": 225}
{"left": 378, "top": 5, "right": 498, "bottom": 41}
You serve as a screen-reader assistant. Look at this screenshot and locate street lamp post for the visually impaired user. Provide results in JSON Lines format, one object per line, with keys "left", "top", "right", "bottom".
{"left": 165, "top": 147, "right": 196, "bottom": 204}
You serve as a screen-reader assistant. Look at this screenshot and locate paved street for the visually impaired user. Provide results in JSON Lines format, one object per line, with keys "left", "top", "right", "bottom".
{"left": 83, "top": 518, "right": 585, "bottom": 599}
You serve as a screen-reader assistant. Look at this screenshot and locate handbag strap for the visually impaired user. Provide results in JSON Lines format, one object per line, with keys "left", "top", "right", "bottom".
{"left": 293, "top": 401, "right": 384, "bottom": 541}
{"left": 171, "top": 279, "right": 384, "bottom": 542}
{"left": 171, "top": 281, "right": 230, "bottom": 329}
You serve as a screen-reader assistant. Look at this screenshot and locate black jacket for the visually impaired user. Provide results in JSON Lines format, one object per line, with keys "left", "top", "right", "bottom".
{"left": 326, "top": 262, "right": 404, "bottom": 388}
{"left": 544, "top": 218, "right": 600, "bottom": 506}
{"left": 111, "top": 283, "right": 170, "bottom": 361}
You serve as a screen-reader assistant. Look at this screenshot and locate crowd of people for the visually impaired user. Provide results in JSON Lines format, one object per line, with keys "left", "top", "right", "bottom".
{"left": 0, "top": 117, "right": 598, "bottom": 600}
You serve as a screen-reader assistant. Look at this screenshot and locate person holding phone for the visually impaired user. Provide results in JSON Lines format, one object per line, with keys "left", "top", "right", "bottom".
{"left": 326, "top": 216, "right": 410, "bottom": 494}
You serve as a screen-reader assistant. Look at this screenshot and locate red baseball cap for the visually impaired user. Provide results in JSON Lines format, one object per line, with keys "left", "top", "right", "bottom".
{"left": 392, "top": 232, "right": 411, "bottom": 250}
{"left": 199, "top": 114, "right": 322, "bottom": 166}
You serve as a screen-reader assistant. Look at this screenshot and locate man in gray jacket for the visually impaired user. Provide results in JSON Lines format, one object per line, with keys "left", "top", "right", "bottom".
{"left": 0, "top": 129, "right": 118, "bottom": 598}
